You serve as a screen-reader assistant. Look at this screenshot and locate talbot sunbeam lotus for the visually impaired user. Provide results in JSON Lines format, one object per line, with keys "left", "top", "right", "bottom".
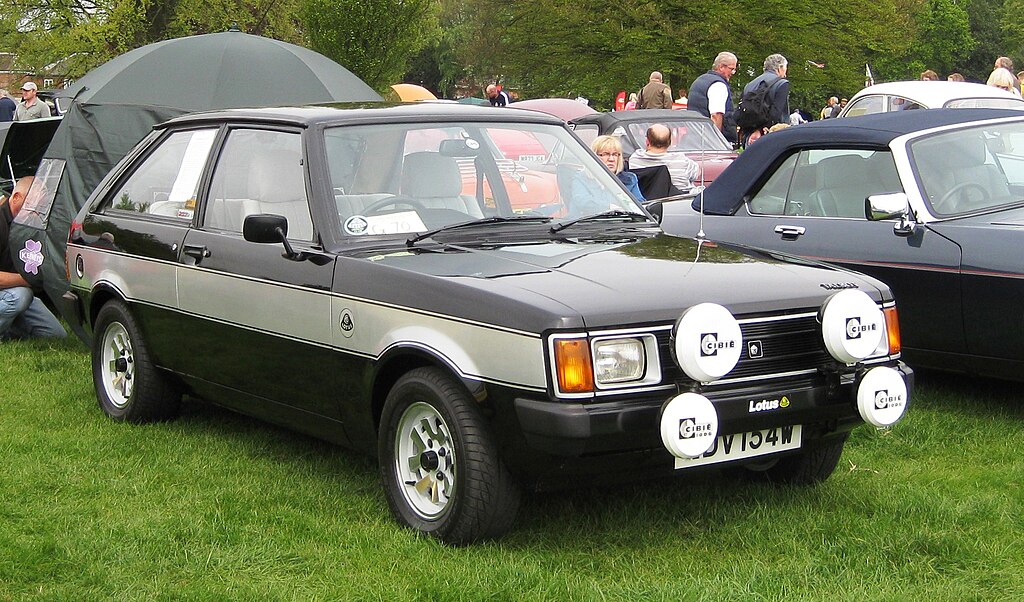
{"left": 64, "top": 103, "right": 911, "bottom": 544}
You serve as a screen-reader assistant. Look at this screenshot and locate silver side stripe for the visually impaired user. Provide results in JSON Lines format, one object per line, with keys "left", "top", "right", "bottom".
{"left": 69, "top": 244, "right": 548, "bottom": 390}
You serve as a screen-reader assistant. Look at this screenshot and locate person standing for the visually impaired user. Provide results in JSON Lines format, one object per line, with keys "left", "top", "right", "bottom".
{"left": 739, "top": 54, "right": 791, "bottom": 146}
{"left": 994, "top": 57, "right": 1020, "bottom": 96}
{"left": 0, "top": 89, "right": 16, "bottom": 122}
{"left": 920, "top": 70, "right": 939, "bottom": 81}
{"left": 1, "top": 177, "right": 67, "bottom": 340}
{"left": 789, "top": 109, "right": 806, "bottom": 125}
{"left": 14, "top": 82, "right": 51, "bottom": 121}
{"left": 486, "top": 84, "right": 511, "bottom": 107}
{"left": 688, "top": 52, "right": 739, "bottom": 145}
{"left": 638, "top": 71, "right": 673, "bottom": 109}
{"left": 819, "top": 97, "right": 837, "bottom": 119}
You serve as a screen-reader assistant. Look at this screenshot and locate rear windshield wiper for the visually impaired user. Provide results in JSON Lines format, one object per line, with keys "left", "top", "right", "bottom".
{"left": 550, "top": 210, "right": 654, "bottom": 233}
{"left": 407, "top": 215, "right": 552, "bottom": 246}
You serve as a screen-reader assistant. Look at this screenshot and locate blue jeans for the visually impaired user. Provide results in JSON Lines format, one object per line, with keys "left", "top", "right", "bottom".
{"left": 0, "top": 287, "right": 67, "bottom": 340}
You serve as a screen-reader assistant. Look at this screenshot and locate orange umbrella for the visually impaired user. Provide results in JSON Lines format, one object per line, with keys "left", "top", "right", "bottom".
{"left": 389, "top": 83, "right": 437, "bottom": 102}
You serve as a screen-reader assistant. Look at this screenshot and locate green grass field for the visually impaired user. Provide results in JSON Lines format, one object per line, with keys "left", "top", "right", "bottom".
{"left": 2, "top": 336, "right": 1022, "bottom": 601}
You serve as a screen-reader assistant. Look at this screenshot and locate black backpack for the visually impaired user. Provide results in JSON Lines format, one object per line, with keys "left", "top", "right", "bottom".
{"left": 734, "top": 79, "right": 777, "bottom": 130}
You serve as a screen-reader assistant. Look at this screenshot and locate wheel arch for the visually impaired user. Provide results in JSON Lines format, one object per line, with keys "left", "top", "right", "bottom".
{"left": 86, "top": 282, "right": 129, "bottom": 331}
{"left": 370, "top": 344, "right": 486, "bottom": 433}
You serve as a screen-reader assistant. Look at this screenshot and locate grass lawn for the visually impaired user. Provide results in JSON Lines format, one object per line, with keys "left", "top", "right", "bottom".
{"left": 1, "top": 336, "right": 1022, "bottom": 601}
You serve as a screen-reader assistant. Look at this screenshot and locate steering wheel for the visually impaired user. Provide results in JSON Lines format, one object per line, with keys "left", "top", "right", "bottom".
{"left": 935, "top": 181, "right": 989, "bottom": 213}
{"left": 363, "top": 195, "right": 428, "bottom": 215}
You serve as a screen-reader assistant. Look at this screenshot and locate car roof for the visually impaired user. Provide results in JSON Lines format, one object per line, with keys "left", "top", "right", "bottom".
{"left": 158, "top": 101, "right": 567, "bottom": 129}
{"left": 698, "top": 108, "right": 1024, "bottom": 215}
{"left": 569, "top": 109, "right": 710, "bottom": 127}
{"left": 847, "top": 80, "right": 1022, "bottom": 106}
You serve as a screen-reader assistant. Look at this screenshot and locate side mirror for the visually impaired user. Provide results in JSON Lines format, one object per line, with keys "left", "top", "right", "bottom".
{"left": 865, "top": 192, "right": 909, "bottom": 221}
{"left": 243, "top": 214, "right": 300, "bottom": 259}
{"left": 865, "top": 193, "right": 915, "bottom": 237}
{"left": 243, "top": 213, "right": 288, "bottom": 243}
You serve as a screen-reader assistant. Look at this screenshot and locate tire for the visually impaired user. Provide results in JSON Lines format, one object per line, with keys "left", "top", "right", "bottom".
{"left": 755, "top": 433, "right": 849, "bottom": 485}
{"left": 92, "top": 300, "right": 181, "bottom": 423}
{"left": 378, "top": 367, "right": 521, "bottom": 545}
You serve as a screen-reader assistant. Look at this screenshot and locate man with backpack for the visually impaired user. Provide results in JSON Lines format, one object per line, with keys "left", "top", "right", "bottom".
{"left": 735, "top": 54, "right": 791, "bottom": 147}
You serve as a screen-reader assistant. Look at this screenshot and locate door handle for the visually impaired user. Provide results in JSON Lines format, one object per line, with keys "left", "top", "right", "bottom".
{"left": 774, "top": 225, "right": 806, "bottom": 238}
{"left": 182, "top": 244, "right": 211, "bottom": 260}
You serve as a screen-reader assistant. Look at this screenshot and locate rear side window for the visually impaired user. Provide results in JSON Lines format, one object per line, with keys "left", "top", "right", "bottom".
{"left": 842, "top": 96, "right": 883, "bottom": 117}
{"left": 103, "top": 129, "right": 217, "bottom": 221}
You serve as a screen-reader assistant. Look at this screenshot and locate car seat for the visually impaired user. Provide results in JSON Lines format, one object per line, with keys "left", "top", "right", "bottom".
{"left": 250, "top": 150, "right": 314, "bottom": 241}
{"left": 400, "top": 151, "right": 482, "bottom": 217}
{"left": 811, "top": 155, "right": 870, "bottom": 218}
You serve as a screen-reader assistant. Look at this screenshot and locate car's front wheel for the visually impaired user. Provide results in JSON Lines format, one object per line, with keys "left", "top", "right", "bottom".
{"left": 378, "top": 367, "right": 520, "bottom": 545}
{"left": 92, "top": 300, "right": 180, "bottom": 423}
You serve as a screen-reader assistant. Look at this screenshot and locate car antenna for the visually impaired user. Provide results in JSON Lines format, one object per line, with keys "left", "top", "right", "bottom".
{"left": 695, "top": 123, "right": 707, "bottom": 240}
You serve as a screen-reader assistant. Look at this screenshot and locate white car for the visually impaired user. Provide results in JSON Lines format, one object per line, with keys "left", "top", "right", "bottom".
{"left": 838, "top": 81, "right": 1024, "bottom": 117}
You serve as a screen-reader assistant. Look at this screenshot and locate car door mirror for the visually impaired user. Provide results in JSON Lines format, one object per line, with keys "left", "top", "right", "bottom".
{"left": 865, "top": 193, "right": 909, "bottom": 221}
{"left": 243, "top": 213, "right": 288, "bottom": 243}
{"left": 243, "top": 213, "right": 302, "bottom": 259}
{"left": 865, "top": 192, "right": 915, "bottom": 237}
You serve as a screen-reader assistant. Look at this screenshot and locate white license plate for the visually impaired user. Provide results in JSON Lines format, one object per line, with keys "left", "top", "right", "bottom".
{"left": 674, "top": 425, "right": 802, "bottom": 469}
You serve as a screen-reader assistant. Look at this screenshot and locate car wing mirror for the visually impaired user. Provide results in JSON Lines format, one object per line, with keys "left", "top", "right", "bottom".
{"left": 243, "top": 213, "right": 300, "bottom": 259}
{"left": 865, "top": 192, "right": 915, "bottom": 237}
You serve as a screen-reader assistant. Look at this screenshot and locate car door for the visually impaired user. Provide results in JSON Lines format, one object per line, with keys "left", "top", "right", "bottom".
{"left": 175, "top": 126, "right": 339, "bottom": 419}
{"left": 708, "top": 147, "right": 966, "bottom": 356}
{"left": 78, "top": 127, "right": 219, "bottom": 372}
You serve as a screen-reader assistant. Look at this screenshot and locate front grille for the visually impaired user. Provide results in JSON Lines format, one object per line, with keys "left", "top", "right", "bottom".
{"left": 656, "top": 312, "right": 831, "bottom": 386}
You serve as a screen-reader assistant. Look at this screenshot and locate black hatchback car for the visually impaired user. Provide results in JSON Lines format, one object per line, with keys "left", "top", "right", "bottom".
{"left": 65, "top": 103, "right": 911, "bottom": 544}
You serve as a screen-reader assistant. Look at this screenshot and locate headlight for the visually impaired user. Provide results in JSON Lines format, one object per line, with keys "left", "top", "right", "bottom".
{"left": 593, "top": 338, "right": 646, "bottom": 384}
{"left": 550, "top": 333, "right": 661, "bottom": 396}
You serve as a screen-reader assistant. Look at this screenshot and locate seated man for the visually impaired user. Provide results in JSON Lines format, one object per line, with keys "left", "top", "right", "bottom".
{"left": 1, "top": 177, "right": 66, "bottom": 340}
{"left": 628, "top": 123, "right": 700, "bottom": 193}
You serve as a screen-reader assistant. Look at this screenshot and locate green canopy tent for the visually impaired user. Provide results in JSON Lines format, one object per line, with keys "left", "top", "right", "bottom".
{"left": 8, "top": 29, "right": 382, "bottom": 340}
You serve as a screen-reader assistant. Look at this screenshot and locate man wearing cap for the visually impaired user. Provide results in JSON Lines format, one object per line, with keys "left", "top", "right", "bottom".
{"left": 14, "top": 82, "right": 51, "bottom": 121}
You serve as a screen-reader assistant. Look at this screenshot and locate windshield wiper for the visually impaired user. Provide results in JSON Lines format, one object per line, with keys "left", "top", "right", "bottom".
{"left": 550, "top": 210, "right": 654, "bottom": 233}
{"left": 407, "top": 215, "right": 552, "bottom": 246}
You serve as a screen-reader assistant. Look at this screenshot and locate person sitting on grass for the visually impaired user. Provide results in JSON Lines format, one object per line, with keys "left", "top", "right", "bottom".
{"left": 0, "top": 176, "right": 66, "bottom": 341}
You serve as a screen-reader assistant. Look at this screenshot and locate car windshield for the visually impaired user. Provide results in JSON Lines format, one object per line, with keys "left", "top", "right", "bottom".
{"left": 324, "top": 121, "right": 642, "bottom": 238}
{"left": 625, "top": 119, "right": 730, "bottom": 152}
{"left": 911, "top": 120, "right": 1024, "bottom": 216}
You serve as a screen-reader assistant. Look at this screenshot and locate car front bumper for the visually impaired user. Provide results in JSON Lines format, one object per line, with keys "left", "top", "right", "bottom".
{"left": 513, "top": 362, "right": 914, "bottom": 458}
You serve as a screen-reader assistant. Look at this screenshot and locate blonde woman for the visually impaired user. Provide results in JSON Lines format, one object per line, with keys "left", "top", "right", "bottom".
{"left": 987, "top": 68, "right": 1021, "bottom": 96}
{"left": 591, "top": 135, "right": 645, "bottom": 201}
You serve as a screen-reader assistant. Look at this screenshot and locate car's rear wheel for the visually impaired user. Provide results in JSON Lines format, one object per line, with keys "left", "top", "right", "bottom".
{"left": 378, "top": 367, "right": 520, "bottom": 545}
{"left": 92, "top": 300, "right": 180, "bottom": 423}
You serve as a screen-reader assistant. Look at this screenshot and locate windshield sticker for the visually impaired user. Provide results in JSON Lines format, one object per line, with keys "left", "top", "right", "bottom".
{"left": 344, "top": 212, "right": 427, "bottom": 236}
{"left": 19, "top": 239, "right": 44, "bottom": 275}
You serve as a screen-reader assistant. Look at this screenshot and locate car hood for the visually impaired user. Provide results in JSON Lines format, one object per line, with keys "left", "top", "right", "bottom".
{"left": 343, "top": 233, "right": 886, "bottom": 331}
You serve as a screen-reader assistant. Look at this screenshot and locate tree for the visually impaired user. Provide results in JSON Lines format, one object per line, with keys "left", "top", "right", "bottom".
{"left": 300, "top": 0, "right": 438, "bottom": 92}
{"left": 0, "top": 0, "right": 304, "bottom": 79}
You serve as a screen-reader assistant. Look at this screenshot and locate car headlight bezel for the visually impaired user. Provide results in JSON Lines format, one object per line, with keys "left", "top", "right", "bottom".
{"left": 549, "top": 332, "right": 663, "bottom": 397}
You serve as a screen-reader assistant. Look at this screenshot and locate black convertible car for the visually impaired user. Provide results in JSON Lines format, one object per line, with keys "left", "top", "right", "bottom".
{"left": 63, "top": 103, "right": 910, "bottom": 543}
{"left": 660, "top": 108, "right": 1024, "bottom": 381}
